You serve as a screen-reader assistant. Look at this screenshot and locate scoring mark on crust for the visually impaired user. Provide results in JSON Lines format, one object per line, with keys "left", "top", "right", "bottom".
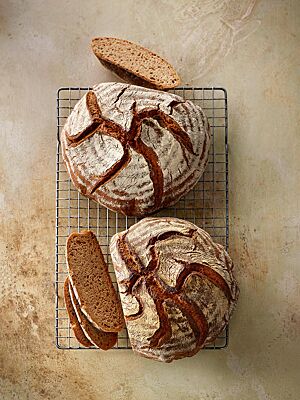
{"left": 116, "top": 229, "right": 224, "bottom": 351}
{"left": 65, "top": 89, "right": 196, "bottom": 210}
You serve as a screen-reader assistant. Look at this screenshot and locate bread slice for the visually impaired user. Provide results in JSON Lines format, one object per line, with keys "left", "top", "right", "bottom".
{"left": 91, "top": 37, "right": 180, "bottom": 90}
{"left": 68, "top": 279, "right": 118, "bottom": 350}
{"left": 66, "top": 230, "right": 124, "bottom": 332}
{"left": 63, "top": 277, "right": 92, "bottom": 348}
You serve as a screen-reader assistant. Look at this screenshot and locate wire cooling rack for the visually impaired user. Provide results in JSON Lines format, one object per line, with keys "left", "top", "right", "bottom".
{"left": 55, "top": 86, "right": 229, "bottom": 350}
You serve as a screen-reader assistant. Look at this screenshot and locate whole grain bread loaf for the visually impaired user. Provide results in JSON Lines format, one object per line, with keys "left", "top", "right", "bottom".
{"left": 61, "top": 82, "right": 211, "bottom": 217}
{"left": 91, "top": 37, "right": 180, "bottom": 90}
{"left": 110, "top": 217, "right": 239, "bottom": 362}
{"left": 68, "top": 278, "right": 117, "bottom": 349}
{"left": 66, "top": 230, "right": 124, "bottom": 333}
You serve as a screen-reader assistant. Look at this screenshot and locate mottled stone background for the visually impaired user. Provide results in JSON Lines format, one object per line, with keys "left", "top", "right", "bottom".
{"left": 1, "top": 0, "right": 299, "bottom": 399}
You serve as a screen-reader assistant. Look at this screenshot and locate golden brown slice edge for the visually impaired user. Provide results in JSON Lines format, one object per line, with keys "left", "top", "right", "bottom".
{"left": 63, "top": 277, "right": 93, "bottom": 348}
{"left": 91, "top": 37, "right": 181, "bottom": 90}
{"left": 66, "top": 230, "right": 124, "bottom": 332}
{"left": 68, "top": 279, "right": 118, "bottom": 350}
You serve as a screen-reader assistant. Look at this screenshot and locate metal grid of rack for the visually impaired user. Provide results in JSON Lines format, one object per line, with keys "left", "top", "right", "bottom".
{"left": 55, "top": 86, "right": 229, "bottom": 350}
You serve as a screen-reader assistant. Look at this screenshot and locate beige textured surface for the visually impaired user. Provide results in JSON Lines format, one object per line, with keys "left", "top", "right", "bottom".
{"left": 0, "top": 0, "right": 299, "bottom": 399}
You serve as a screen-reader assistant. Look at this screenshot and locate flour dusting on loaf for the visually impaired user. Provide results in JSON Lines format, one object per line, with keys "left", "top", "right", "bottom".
{"left": 61, "top": 83, "right": 211, "bottom": 216}
{"left": 110, "top": 217, "right": 239, "bottom": 362}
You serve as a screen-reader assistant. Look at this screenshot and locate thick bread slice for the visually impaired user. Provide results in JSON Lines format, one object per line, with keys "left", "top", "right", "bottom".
{"left": 63, "top": 277, "right": 92, "bottom": 348}
{"left": 68, "top": 280, "right": 117, "bottom": 350}
{"left": 66, "top": 230, "right": 124, "bottom": 332}
{"left": 91, "top": 37, "right": 180, "bottom": 90}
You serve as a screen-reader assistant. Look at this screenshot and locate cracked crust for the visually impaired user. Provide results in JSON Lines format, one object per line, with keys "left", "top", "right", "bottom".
{"left": 61, "top": 82, "right": 211, "bottom": 216}
{"left": 110, "top": 217, "right": 239, "bottom": 362}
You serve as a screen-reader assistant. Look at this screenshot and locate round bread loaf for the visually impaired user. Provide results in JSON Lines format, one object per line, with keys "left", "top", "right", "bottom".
{"left": 110, "top": 217, "right": 239, "bottom": 362}
{"left": 61, "top": 83, "right": 210, "bottom": 216}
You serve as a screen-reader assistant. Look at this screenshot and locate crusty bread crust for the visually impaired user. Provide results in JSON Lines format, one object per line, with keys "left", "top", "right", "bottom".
{"left": 91, "top": 37, "right": 180, "bottom": 90}
{"left": 61, "top": 82, "right": 211, "bottom": 217}
{"left": 110, "top": 217, "right": 239, "bottom": 362}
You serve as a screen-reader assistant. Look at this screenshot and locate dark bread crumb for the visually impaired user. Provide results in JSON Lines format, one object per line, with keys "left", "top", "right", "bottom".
{"left": 68, "top": 280, "right": 117, "bottom": 350}
{"left": 63, "top": 277, "right": 92, "bottom": 348}
{"left": 91, "top": 37, "right": 180, "bottom": 90}
{"left": 66, "top": 230, "right": 124, "bottom": 332}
